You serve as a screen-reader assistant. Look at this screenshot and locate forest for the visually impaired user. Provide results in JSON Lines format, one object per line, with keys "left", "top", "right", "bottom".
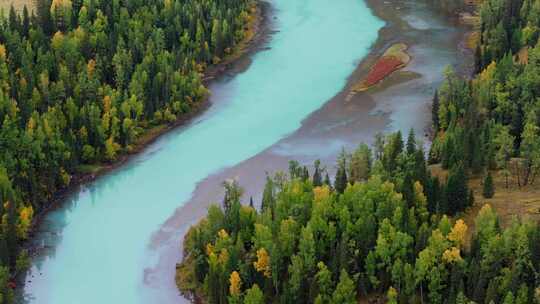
{"left": 0, "top": 0, "right": 254, "bottom": 302}
{"left": 177, "top": 0, "right": 540, "bottom": 303}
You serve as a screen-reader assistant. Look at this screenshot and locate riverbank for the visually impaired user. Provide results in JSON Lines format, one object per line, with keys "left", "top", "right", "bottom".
{"left": 168, "top": 0, "right": 475, "bottom": 302}
{"left": 20, "top": 0, "right": 271, "bottom": 288}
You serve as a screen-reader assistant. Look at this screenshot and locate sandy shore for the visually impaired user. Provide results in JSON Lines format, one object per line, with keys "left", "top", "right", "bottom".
{"left": 144, "top": 0, "right": 475, "bottom": 303}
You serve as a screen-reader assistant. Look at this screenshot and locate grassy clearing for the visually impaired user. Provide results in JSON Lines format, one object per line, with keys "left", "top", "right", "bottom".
{"left": 465, "top": 171, "right": 540, "bottom": 229}
{"left": 0, "top": 0, "right": 33, "bottom": 12}
{"left": 430, "top": 164, "right": 540, "bottom": 235}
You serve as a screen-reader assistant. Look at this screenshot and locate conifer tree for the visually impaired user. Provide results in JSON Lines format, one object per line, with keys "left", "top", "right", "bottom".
{"left": 482, "top": 172, "right": 495, "bottom": 198}
{"left": 334, "top": 150, "right": 348, "bottom": 194}
{"left": 312, "top": 160, "right": 323, "bottom": 187}
{"left": 407, "top": 128, "right": 417, "bottom": 155}
{"left": 445, "top": 164, "right": 469, "bottom": 215}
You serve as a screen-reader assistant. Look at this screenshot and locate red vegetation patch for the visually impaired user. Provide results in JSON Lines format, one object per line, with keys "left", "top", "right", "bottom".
{"left": 364, "top": 56, "right": 404, "bottom": 87}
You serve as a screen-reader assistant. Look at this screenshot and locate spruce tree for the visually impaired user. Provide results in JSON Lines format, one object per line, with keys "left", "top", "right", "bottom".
{"left": 312, "top": 160, "right": 322, "bottom": 187}
{"left": 402, "top": 174, "right": 415, "bottom": 207}
{"left": 334, "top": 150, "right": 348, "bottom": 194}
{"left": 482, "top": 172, "right": 495, "bottom": 198}
{"left": 334, "top": 166, "right": 348, "bottom": 194}
{"left": 407, "top": 128, "right": 417, "bottom": 155}
{"left": 445, "top": 164, "right": 468, "bottom": 215}
{"left": 302, "top": 166, "right": 309, "bottom": 182}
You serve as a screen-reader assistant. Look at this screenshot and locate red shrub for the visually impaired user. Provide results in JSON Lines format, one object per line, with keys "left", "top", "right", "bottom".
{"left": 364, "top": 56, "right": 404, "bottom": 87}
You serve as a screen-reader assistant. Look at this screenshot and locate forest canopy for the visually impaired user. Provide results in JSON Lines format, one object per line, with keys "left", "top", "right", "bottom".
{"left": 177, "top": 131, "right": 540, "bottom": 304}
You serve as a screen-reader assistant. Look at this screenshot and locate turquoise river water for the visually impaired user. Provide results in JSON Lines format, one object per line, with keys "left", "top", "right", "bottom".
{"left": 23, "top": 0, "right": 383, "bottom": 303}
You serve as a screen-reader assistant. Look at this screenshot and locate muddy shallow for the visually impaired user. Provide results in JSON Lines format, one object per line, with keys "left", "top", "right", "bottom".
{"left": 148, "top": 0, "right": 474, "bottom": 303}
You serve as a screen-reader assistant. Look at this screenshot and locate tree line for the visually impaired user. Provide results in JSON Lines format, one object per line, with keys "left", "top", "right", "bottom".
{"left": 0, "top": 0, "right": 254, "bottom": 301}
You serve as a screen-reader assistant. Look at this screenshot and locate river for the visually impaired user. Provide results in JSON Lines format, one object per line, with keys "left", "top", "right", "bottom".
{"left": 22, "top": 0, "right": 384, "bottom": 303}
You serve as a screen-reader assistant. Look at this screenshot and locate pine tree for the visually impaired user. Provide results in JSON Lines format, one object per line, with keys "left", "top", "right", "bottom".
{"left": 312, "top": 160, "right": 322, "bottom": 187}
{"left": 22, "top": 6, "right": 30, "bottom": 37}
{"left": 482, "top": 172, "right": 495, "bottom": 199}
{"left": 334, "top": 150, "right": 348, "bottom": 194}
{"left": 445, "top": 164, "right": 469, "bottom": 215}
{"left": 407, "top": 128, "right": 417, "bottom": 155}
{"left": 402, "top": 173, "right": 415, "bottom": 207}
{"left": 302, "top": 166, "right": 309, "bottom": 182}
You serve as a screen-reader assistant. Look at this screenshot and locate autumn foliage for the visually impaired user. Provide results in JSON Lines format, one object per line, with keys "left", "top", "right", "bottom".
{"left": 350, "top": 43, "right": 410, "bottom": 93}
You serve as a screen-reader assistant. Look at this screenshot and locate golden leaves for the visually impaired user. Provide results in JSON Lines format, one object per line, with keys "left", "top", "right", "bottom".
{"left": 448, "top": 219, "right": 468, "bottom": 247}
{"left": 442, "top": 247, "right": 462, "bottom": 264}
{"left": 218, "top": 248, "right": 229, "bottom": 264}
{"left": 87, "top": 59, "right": 96, "bottom": 78}
{"left": 218, "top": 229, "right": 229, "bottom": 239}
{"left": 17, "top": 205, "right": 34, "bottom": 239}
{"left": 103, "top": 95, "right": 112, "bottom": 114}
{"left": 229, "top": 271, "right": 241, "bottom": 296}
{"left": 0, "top": 44, "right": 6, "bottom": 60}
{"left": 206, "top": 243, "right": 215, "bottom": 256}
{"left": 253, "top": 248, "right": 271, "bottom": 278}
{"left": 51, "top": 31, "right": 65, "bottom": 50}
{"left": 313, "top": 186, "right": 330, "bottom": 202}
{"left": 478, "top": 61, "right": 497, "bottom": 83}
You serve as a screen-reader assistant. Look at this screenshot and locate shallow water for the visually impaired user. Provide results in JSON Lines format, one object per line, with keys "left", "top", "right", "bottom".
{"left": 22, "top": 1, "right": 383, "bottom": 303}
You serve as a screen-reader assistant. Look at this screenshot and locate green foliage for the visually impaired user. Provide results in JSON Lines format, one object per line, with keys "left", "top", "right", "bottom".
{"left": 243, "top": 284, "right": 264, "bottom": 304}
{"left": 429, "top": 1, "right": 540, "bottom": 189}
{"left": 331, "top": 270, "right": 356, "bottom": 304}
{"left": 178, "top": 132, "right": 539, "bottom": 304}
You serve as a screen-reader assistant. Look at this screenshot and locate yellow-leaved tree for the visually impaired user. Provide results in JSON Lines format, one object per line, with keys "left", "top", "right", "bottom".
{"left": 17, "top": 205, "right": 34, "bottom": 239}
{"left": 253, "top": 248, "right": 271, "bottom": 278}
{"left": 229, "top": 271, "right": 241, "bottom": 296}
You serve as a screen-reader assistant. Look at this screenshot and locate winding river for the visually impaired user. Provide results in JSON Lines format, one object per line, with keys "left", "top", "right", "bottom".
{"left": 23, "top": 0, "right": 383, "bottom": 303}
